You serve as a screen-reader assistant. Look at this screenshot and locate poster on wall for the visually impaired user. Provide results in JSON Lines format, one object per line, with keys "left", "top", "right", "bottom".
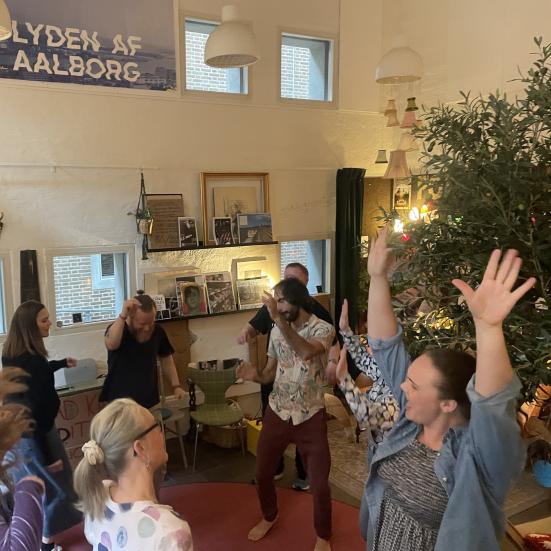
{"left": 0, "top": 0, "right": 176, "bottom": 91}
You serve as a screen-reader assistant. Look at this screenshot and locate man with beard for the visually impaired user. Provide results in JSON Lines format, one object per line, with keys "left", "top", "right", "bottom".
{"left": 237, "top": 278, "right": 335, "bottom": 551}
{"left": 100, "top": 292, "right": 185, "bottom": 408}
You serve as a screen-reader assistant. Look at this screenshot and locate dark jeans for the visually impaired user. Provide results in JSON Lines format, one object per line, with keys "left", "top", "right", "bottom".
{"left": 261, "top": 382, "right": 307, "bottom": 479}
{"left": 256, "top": 406, "right": 332, "bottom": 540}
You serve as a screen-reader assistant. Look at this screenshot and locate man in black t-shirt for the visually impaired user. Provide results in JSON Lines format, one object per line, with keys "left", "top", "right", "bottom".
{"left": 237, "top": 262, "right": 340, "bottom": 490}
{"left": 100, "top": 294, "right": 185, "bottom": 409}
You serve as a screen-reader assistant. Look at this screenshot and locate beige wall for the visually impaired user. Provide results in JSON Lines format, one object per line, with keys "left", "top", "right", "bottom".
{"left": 0, "top": 0, "right": 547, "bottom": 362}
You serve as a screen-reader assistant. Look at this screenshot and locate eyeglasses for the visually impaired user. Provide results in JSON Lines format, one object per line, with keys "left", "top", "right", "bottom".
{"left": 132, "top": 420, "right": 162, "bottom": 456}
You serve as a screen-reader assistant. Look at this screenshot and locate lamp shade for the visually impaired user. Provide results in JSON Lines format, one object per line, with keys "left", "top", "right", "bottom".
{"left": 383, "top": 150, "right": 410, "bottom": 179}
{"left": 385, "top": 110, "right": 399, "bottom": 127}
{"left": 375, "top": 36, "right": 423, "bottom": 84}
{"left": 205, "top": 5, "right": 259, "bottom": 68}
{"left": 397, "top": 132, "right": 418, "bottom": 152}
{"left": 375, "top": 150, "right": 388, "bottom": 164}
{"left": 400, "top": 110, "right": 418, "bottom": 128}
{"left": 0, "top": 0, "right": 12, "bottom": 41}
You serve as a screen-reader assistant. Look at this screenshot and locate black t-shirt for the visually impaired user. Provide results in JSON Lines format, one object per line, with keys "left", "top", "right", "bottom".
{"left": 100, "top": 323, "right": 174, "bottom": 409}
{"left": 248, "top": 299, "right": 362, "bottom": 380}
{"left": 1, "top": 352, "right": 67, "bottom": 462}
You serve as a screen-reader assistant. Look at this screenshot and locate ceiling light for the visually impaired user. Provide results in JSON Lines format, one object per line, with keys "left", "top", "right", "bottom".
{"left": 375, "top": 35, "right": 423, "bottom": 84}
{"left": 205, "top": 5, "right": 259, "bottom": 68}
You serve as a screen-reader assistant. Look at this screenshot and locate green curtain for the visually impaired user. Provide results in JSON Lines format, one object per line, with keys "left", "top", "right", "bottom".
{"left": 335, "top": 168, "right": 365, "bottom": 331}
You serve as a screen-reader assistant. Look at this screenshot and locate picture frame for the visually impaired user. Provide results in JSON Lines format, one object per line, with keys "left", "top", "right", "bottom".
{"left": 176, "top": 280, "right": 208, "bottom": 317}
{"left": 177, "top": 216, "right": 199, "bottom": 248}
{"left": 200, "top": 172, "right": 270, "bottom": 245}
{"left": 236, "top": 276, "right": 272, "bottom": 310}
{"left": 237, "top": 213, "right": 273, "bottom": 244}
{"left": 392, "top": 179, "right": 411, "bottom": 210}
{"left": 204, "top": 272, "right": 237, "bottom": 314}
{"left": 145, "top": 194, "right": 185, "bottom": 250}
{"left": 213, "top": 216, "right": 234, "bottom": 245}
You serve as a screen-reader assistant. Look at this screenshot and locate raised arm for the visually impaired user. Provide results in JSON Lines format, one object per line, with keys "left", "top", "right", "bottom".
{"left": 105, "top": 298, "right": 140, "bottom": 351}
{"left": 452, "top": 249, "right": 535, "bottom": 397}
{"left": 367, "top": 225, "right": 398, "bottom": 340}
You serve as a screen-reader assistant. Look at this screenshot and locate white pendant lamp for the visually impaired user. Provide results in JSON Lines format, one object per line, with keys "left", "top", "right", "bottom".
{"left": 204, "top": 5, "right": 259, "bottom": 68}
{"left": 0, "top": 0, "right": 12, "bottom": 41}
{"left": 375, "top": 35, "right": 423, "bottom": 84}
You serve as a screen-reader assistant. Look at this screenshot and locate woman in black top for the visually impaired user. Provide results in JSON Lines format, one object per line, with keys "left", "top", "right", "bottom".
{"left": 2, "top": 300, "right": 82, "bottom": 551}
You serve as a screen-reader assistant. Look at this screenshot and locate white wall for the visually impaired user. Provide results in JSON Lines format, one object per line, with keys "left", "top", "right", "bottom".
{"left": 0, "top": 0, "right": 547, "bottom": 363}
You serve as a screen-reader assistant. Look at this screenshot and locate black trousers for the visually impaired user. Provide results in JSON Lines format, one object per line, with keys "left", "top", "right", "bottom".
{"left": 261, "top": 382, "right": 307, "bottom": 479}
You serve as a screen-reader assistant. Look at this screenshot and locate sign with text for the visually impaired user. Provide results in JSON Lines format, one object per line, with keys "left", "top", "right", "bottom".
{"left": 0, "top": 0, "right": 176, "bottom": 91}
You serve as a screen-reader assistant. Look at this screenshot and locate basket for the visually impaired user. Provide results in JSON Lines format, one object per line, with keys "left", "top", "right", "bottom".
{"left": 202, "top": 424, "right": 246, "bottom": 449}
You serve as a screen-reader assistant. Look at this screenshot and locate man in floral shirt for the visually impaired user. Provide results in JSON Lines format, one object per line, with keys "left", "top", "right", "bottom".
{"left": 238, "top": 278, "right": 335, "bottom": 551}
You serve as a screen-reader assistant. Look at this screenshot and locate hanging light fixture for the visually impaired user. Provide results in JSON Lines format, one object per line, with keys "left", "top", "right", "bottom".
{"left": 384, "top": 99, "right": 399, "bottom": 127}
{"left": 0, "top": 0, "right": 12, "bottom": 41}
{"left": 397, "top": 132, "right": 418, "bottom": 152}
{"left": 204, "top": 5, "right": 259, "bottom": 68}
{"left": 383, "top": 150, "right": 410, "bottom": 179}
{"left": 400, "top": 110, "right": 418, "bottom": 128}
{"left": 375, "top": 35, "right": 423, "bottom": 84}
{"left": 375, "top": 150, "right": 388, "bottom": 164}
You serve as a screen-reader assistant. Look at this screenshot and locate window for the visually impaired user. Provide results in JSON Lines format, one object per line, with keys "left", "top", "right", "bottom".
{"left": 280, "top": 239, "right": 330, "bottom": 295}
{"left": 47, "top": 246, "right": 134, "bottom": 330}
{"left": 280, "top": 33, "right": 334, "bottom": 101}
{"left": 0, "top": 253, "right": 13, "bottom": 336}
{"left": 184, "top": 18, "right": 248, "bottom": 94}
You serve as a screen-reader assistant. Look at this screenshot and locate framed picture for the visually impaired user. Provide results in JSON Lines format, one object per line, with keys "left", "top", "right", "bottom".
{"left": 237, "top": 213, "right": 273, "bottom": 244}
{"left": 393, "top": 179, "right": 411, "bottom": 210}
{"left": 177, "top": 217, "right": 199, "bottom": 248}
{"left": 236, "top": 276, "right": 272, "bottom": 310}
{"left": 205, "top": 272, "right": 237, "bottom": 314}
{"left": 213, "top": 216, "right": 234, "bottom": 245}
{"left": 145, "top": 194, "right": 185, "bottom": 250}
{"left": 176, "top": 280, "right": 208, "bottom": 317}
{"left": 200, "top": 172, "right": 270, "bottom": 244}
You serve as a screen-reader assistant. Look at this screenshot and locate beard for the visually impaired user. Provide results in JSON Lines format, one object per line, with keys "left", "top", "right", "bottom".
{"left": 282, "top": 306, "right": 300, "bottom": 322}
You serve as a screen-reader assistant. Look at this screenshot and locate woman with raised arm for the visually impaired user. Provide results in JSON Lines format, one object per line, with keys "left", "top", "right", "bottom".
{"left": 358, "top": 225, "right": 534, "bottom": 551}
{"left": 336, "top": 299, "right": 399, "bottom": 443}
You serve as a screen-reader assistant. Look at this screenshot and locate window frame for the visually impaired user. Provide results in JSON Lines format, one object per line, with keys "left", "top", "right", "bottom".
{"left": 181, "top": 12, "right": 253, "bottom": 99}
{"left": 278, "top": 28, "right": 338, "bottom": 108}
{"left": 0, "top": 251, "right": 14, "bottom": 341}
{"left": 44, "top": 244, "right": 136, "bottom": 336}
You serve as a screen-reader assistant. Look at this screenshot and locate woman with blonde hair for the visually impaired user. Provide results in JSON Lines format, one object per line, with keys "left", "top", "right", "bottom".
{"left": 2, "top": 300, "right": 81, "bottom": 550}
{"left": 74, "top": 398, "right": 193, "bottom": 550}
{"left": 0, "top": 368, "right": 45, "bottom": 550}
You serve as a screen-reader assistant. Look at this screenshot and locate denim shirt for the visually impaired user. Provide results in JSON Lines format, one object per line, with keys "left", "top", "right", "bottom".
{"left": 360, "top": 327, "right": 525, "bottom": 551}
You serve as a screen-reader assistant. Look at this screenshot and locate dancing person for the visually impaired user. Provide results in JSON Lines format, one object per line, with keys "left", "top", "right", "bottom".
{"left": 237, "top": 262, "right": 340, "bottom": 490}
{"left": 0, "top": 368, "right": 45, "bottom": 551}
{"left": 100, "top": 292, "right": 185, "bottom": 409}
{"left": 238, "top": 278, "right": 335, "bottom": 551}
{"left": 2, "top": 301, "right": 82, "bottom": 551}
{"left": 74, "top": 398, "right": 193, "bottom": 550}
{"left": 360, "top": 225, "right": 532, "bottom": 551}
{"left": 336, "top": 299, "right": 399, "bottom": 443}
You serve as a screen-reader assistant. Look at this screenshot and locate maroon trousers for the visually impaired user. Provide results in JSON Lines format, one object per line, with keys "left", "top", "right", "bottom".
{"left": 255, "top": 406, "right": 332, "bottom": 540}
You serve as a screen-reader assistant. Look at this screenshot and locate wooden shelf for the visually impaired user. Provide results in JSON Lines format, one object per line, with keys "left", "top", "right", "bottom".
{"left": 157, "top": 307, "right": 259, "bottom": 323}
{"left": 147, "top": 241, "right": 279, "bottom": 253}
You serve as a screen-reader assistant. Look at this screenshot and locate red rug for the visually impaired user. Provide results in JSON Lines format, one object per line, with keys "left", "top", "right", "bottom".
{"left": 57, "top": 482, "right": 365, "bottom": 550}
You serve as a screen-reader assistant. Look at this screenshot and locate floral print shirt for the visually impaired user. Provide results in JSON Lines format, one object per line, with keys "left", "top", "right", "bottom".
{"left": 339, "top": 330, "right": 399, "bottom": 442}
{"left": 85, "top": 482, "right": 193, "bottom": 551}
{"left": 268, "top": 314, "right": 335, "bottom": 425}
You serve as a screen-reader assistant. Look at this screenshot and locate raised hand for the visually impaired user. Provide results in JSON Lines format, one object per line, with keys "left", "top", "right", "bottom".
{"left": 121, "top": 298, "right": 140, "bottom": 319}
{"left": 452, "top": 249, "right": 535, "bottom": 329}
{"left": 262, "top": 292, "right": 279, "bottom": 322}
{"left": 66, "top": 357, "right": 78, "bottom": 368}
{"left": 368, "top": 224, "right": 393, "bottom": 278}
{"left": 339, "top": 299, "right": 351, "bottom": 333}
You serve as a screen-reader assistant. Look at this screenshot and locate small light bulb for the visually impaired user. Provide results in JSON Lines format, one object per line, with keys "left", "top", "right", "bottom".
{"left": 393, "top": 219, "right": 404, "bottom": 233}
{"left": 409, "top": 207, "right": 420, "bottom": 221}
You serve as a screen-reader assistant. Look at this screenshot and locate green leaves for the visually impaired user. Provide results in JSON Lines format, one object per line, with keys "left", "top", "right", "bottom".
{"left": 381, "top": 38, "right": 551, "bottom": 402}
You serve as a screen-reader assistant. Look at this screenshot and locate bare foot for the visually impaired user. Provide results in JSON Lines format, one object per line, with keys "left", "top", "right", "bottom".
{"left": 314, "top": 537, "right": 331, "bottom": 551}
{"left": 248, "top": 518, "right": 277, "bottom": 541}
